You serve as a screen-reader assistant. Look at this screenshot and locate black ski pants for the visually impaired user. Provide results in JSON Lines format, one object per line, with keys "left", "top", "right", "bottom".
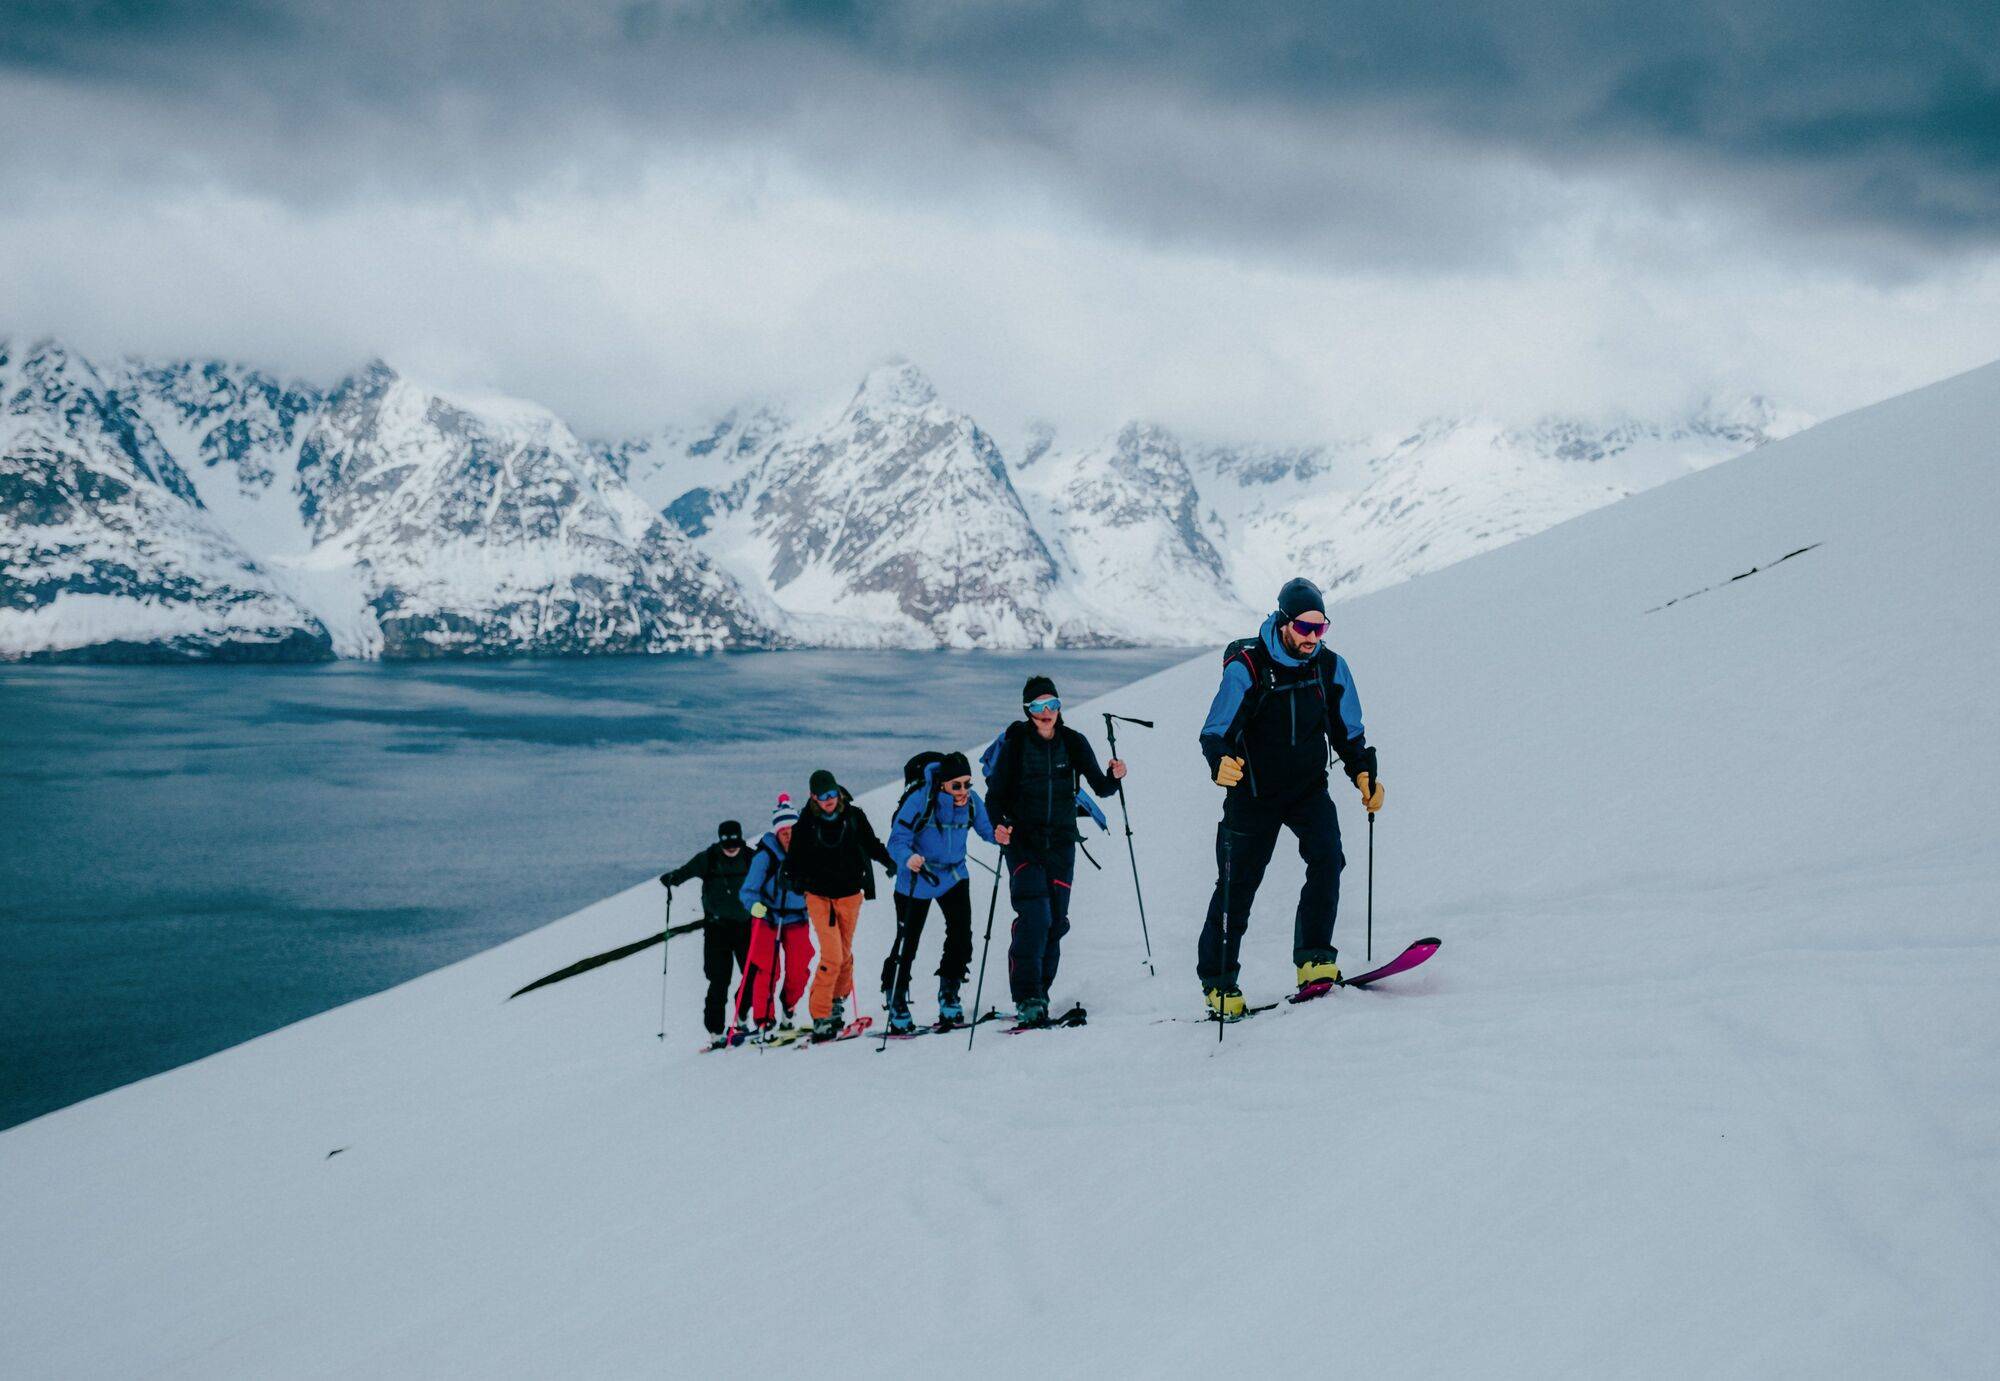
{"left": 880, "top": 881, "right": 975, "bottom": 1008}
{"left": 1006, "top": 840, "right": 1076, "bottom": 1006}
{"left": 1198, "top": 785, "right": 1344, "bottom": 990}
{"left": 703, "top": 918, "right": 752, "bottom": 1034}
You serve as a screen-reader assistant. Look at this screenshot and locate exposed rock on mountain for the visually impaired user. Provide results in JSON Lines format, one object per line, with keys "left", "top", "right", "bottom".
{"left": 2, "top": 338, "right": 1804, "bottom": 660}
{"left": 0, "top": 339, "right": 333, "bottom": 662}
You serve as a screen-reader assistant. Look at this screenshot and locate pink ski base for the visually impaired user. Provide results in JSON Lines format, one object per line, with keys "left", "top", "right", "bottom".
{"left": 1342, "top": 938, "right": 1442, "bottom": 989}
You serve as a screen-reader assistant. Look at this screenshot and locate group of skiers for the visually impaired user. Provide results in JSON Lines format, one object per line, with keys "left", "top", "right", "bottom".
{"left": 660, "top": 576, "right": 1385, "bottom": 1044}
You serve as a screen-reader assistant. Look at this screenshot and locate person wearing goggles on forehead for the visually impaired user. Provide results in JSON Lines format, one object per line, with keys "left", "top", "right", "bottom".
{"left": 1196, "top": 577, "right": 1384, "bottom": 1020}
{"left": 781, "top": 768, "right": 894, "bottom": 1039}
{"left": 882, "top": 751, "right": 1001, "bottom": 1031}
{"left": 982, "top": 675, "right": 1127, "bottom": 1028}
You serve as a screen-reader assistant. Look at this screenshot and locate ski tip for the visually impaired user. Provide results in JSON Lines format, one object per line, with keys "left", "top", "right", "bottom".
{"left": 1412, "top": 936, "right": 1442, "bottom": 948}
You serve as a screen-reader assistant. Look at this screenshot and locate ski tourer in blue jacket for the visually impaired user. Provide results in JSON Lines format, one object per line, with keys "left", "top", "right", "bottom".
{"left": 1195, "top": 578, "right": 1385, "bottom": 1016}
{"left": 888, "top": 760, "right": 1000, "bottom": 901}
{"left": 733, "top": 803, "right": 816, "bottom": 1033}
{"left": 879, "top": 750, "right": 1004, "bottom": 1027}
{"left": 739, "top": 829, "right": 810, "bottom": 924}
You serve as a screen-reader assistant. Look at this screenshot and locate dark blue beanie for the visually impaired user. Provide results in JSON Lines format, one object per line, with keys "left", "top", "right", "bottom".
{"left": 1276, "top": 578, "right": 1324, "bottom": 619}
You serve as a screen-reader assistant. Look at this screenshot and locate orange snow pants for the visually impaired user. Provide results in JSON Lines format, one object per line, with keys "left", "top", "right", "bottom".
{"left": 807, "top": 891, "right": 863, "bottom": 1020}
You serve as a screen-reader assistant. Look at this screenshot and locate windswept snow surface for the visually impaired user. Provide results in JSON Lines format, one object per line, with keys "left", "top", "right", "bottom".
{"left": 4, "top": 364, "right": 1997, "bottom": 1377}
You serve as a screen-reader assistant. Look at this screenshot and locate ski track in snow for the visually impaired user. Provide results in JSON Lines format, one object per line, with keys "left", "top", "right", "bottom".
{"left": 2, "top": 364, "right": 1998, "bottom": 1377}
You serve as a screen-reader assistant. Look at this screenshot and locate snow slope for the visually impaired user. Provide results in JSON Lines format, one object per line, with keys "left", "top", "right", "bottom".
{"left": 3, "top": 363, "right": 1996, "bottom": 1377}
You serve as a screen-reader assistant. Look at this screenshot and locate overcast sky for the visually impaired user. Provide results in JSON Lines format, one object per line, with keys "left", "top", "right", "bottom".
{"left": 2, "top": 0, "right": 1996, "bottom": 441}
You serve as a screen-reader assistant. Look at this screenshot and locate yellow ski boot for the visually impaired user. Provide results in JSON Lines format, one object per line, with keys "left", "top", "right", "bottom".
{"left": 1204, "top": 986, "right": 1248, "bottom": 1022}
{"left": 1296, "top": 958, "right": 1342, "bottom": 996}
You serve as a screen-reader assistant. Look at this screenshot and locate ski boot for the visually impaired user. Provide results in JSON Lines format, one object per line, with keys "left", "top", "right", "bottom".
{"left": 887, "top": 1006, "right": 916, "bottom": 1035}
{"left": 1296, "top": 957, "right": 1341, "bottom": 999}
{"left": 1014, "top": 997, "right": 1050, "bottom": 1029}
{"left": 778, "top": 1006, "right": 797, "bottom": 1032}
{"left": 1205, "top": 986, "right": 1248, "bottom": 1022}
{"left": 750, "top": 1020, "right": 778, "bottom": 1045}
{"left": 705, "top": 1032, "right": 731, "bottom": 1051}
{"left": 936, "top": 983, "right": 965, "bottom": 1026}
{"left": 811, "top": 1015, "right": 841, "bottom": 1041}
{"left": 831, "top": 995, "right": 847, "bottom": 1026}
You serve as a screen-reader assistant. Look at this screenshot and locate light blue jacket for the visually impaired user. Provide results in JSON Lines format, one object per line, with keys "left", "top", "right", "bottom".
{"left": 739, "top": 830, "right": 809, "bottom": 924}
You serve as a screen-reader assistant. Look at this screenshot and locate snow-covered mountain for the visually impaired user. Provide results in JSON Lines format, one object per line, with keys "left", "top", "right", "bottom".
{"left": 0, "top": 341, "right": 334, "bottom": 661}
{"left": 2, "top": 338, "right": 1802, "bottom": 660}
{"left": 622, "top": 368, "right": 1802, "bottom": 647}
{"left": 1, "top": 340, "right": 776, "bottom": 660}
{"left": 282, "top": 364, "right": 770, "bottom": 657}
{"left": 1188, "top": 401, "right": 1809, "bottom": 608}
{"left": 6, "top": 359, "right": 1993, "bottom": 1375}
{"left": 628, "top": 363, "right": 1096, "bottom": 647}
{"left": 1011, "top": 422, "right": 1242, "bottom": 644}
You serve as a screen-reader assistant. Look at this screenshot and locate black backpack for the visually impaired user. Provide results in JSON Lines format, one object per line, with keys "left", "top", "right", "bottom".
{"left": 1221, "top": 636, "right": 1340, "bottom": 756}
{"left": 896, "top": 751, "right": 948, "bottom": 838}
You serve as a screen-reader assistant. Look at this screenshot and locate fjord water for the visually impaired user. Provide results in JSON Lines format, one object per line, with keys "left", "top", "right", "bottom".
{"left": 0, "top": 648, "right": 1185, "bottom": 1129}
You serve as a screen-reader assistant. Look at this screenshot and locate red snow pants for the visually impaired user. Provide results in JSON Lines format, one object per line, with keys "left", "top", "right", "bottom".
{"left": 735, "top": 917, "right": 813, "bottom": 1026}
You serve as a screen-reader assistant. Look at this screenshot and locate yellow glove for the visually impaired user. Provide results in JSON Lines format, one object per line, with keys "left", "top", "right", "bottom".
{"left": 1356, "top": 771, "right": 1385, "bottom": 813}
{"left": 749, "top": 902, "right": 768, "bottom": 919}
{"left": 1214, "top": 755, "right": 1244, "bottom": 788}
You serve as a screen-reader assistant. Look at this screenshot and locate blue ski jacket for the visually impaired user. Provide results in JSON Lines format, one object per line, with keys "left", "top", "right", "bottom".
{"left": 739, "top": 831, "right": 810, "bottom": 924}
{"left": 887, "top": 762, "right": 1000, "bottom": 900}
{"left": 1199, "top": 612, "right": 1371, "bottom": 793}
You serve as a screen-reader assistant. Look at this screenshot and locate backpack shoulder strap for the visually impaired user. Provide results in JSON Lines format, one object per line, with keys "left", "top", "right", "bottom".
{"left": 753, "top": 840, "right": 782, "bottom": 901}
{"left": 1222, "top": 636, "right": 1273, "bottom": 747}
{"left": 1224, "top": 636, "right": 1268, "bottom": 688}
{"left": 914, "top": 766, "right": 943, "bottom": 835}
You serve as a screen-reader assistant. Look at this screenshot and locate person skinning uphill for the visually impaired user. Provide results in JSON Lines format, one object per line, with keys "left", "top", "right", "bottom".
{"left": 659, "top": 819, "right": 754, "bottom": 1049}
{"left": 1197, "top": 577, "right": 1384, "bottom": 1018}
{"left": 736, "top": 797, "right": 814, "bottom": 1041}
{"left": 883, "top": 751, "right": 1001, "bottom": 1031}
{"left": 983, "top": 676, "right": 1126, "bottom": 1028}
{"left": 783, "top": 769, "right": 894, "bottom": 1040}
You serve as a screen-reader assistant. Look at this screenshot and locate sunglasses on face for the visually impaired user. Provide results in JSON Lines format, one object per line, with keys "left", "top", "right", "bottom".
{"left": 1025, "top": 696, "right": 1061, "bottom": 714}
{"left": 1290, "top": 618, "right": 1329, "bottom": 638}
{"left": 815, "top": 791, "right": 841, "bottom": 805}
{"left": 941, "top": 777, "right": 973, "bottom": 792}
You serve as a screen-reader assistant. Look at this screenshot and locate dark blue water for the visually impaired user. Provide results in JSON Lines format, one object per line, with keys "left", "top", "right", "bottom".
{"left": 0, "top": 649, "right": 1185, "bottom": 1129}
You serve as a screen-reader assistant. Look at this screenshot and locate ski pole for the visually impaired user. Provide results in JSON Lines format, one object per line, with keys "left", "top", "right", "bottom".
{"left": 1102, "top": 713, "right": 1156, "bottom": 976}
{"left": 656, "top": 890, "right": 673, "bottom": 1041}
{"left": 968, "top": 849, "right": 1005, "bottom": 1051}
{"left": 1367, "top": 811, "right": 1375, "bottom": 964}
{"left": 878, "top": 897, "right": 905, "bottom": 1052}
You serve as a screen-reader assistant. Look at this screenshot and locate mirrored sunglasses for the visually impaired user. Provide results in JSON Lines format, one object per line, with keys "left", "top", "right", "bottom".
{"left": 1025, "top": 695, "right": 1061, "bottom": 714}
{"left": 1289, "top": 618, "right": 1329, "bottom": 638}
{"left": 941, "top": 777, "right": 973, "bottom": 792}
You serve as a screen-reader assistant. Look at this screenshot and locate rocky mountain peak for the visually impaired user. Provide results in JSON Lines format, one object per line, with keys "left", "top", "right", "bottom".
{"left": 850, "top": 359, "right": 939, "bottom": 414}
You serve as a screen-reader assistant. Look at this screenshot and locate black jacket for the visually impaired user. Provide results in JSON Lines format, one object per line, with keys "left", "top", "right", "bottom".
{"left": 781, "top": 791, "right": 893, "bottom": 900}
{"left": 984, "top": 719, "right": 1119, "bottom": 845}
{"left": 1200, "top": 627, "right": 1374, "bottom": 801}
{"left": 661, "top": 841, "right": 753, "bottom": 923}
